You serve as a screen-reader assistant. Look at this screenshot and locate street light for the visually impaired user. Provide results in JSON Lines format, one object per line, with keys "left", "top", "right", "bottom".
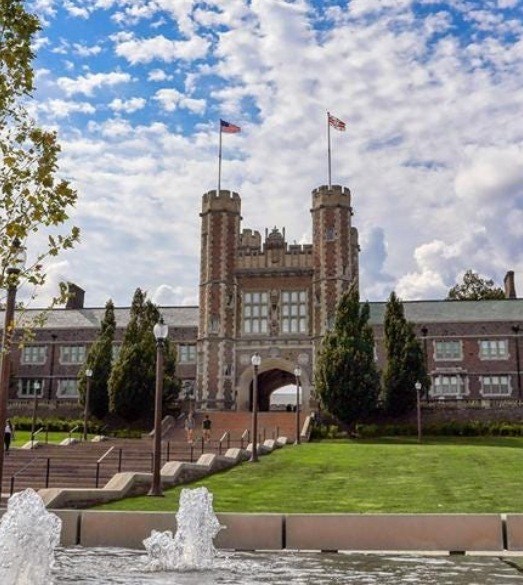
{"left": 31, "top": 380, "right": 41, "bottom": 447}
{"left": 294, "top": 366, "right": 302, "bottom": 445}
{"left": 83, "top": 368, "right": 93, "bottom": 441}
{"left": 421, "top": 326, "right": 429, "bottom": 398}
{"left": 250, "top": 352, "right": 261, "bottom": 462}
{"left": 512, "top": 325, "right": 521, "bottom": 400}
{"left": 149, "top": 318, "right": 169, "bottom": 496}
{"left": 415, "top": 381, "right": 422, "bottom": 444}
{"left": 0, "top": 237, "right": 26, "bottom": 492}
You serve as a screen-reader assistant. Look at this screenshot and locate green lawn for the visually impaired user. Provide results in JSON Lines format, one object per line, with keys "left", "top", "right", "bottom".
{"left": 93, "top": 437, "right": 523, "bottom": 513}
{"left": 12, "top": 430, "right": 90, "bottom": 446}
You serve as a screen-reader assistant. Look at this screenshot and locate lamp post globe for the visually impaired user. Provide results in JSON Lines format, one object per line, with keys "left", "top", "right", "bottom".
{"left": 250, "top": 352, "right": 261, "bottom": 462}
{"left": 149, "top": 318, "right": 168, "bottom": 496}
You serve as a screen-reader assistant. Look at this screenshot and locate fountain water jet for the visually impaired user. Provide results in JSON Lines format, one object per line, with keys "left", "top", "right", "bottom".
{"left": 143, "top": 486, "right": 224, "bottom": 571}
{"left": 0, "top": 488, "right": 61, "bottom": 585}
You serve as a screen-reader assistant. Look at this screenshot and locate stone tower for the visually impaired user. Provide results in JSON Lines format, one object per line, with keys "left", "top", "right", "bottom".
{"left": 311, "top": 184, "right": 359, "bottom": 344}
{"left": 197, "top": 189, "right": 241, "bottom": 409}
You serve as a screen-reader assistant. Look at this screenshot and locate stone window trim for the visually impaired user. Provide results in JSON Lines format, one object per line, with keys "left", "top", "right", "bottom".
{"left": 59, "top": 345, "right": 87, "bottom": 365}
{"left": 281, "top": 290, "right": 308, "bottom": 335}
{"left": 478, "top": 339, "right": 509, "bottom": 361}
{"left": 242, "top": 291, "right": 269, "bottom": 336}
{"left": 433, "top": 340, "right": 462, "bottom": 362}
{"left": 56, "top": 378, "right": 79, "bottom": 398}
{"left": 479, "top": 375, "right": 511, "bottom": 397}
{"left": 21, "top": 345, "right": 47, "bottom": 365}
{"left": 17, "top": 378, "right": 45, "bottom": 398}
{"left": 430, "top": 374, "right": 467, "bottom": 398}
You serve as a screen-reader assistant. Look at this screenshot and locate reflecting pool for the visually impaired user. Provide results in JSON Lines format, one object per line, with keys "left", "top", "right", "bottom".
{"left": 52, "top": 548, "right": 523, "bottom": 584}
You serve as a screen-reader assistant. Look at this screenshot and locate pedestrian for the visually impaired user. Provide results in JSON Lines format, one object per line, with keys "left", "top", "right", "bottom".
{"left": 4, "top": 419, "right": 14, "bottom": 453}
{"left": 184, "top": 412, "right": 195, "bottom": 443}
{"left": 202, "top": 415, "right": 212, "bottom": 443}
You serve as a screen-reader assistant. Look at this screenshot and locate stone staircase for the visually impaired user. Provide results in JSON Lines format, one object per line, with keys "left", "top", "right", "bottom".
{"left": 0, "top": 411, "right": 306, "bottom": 501}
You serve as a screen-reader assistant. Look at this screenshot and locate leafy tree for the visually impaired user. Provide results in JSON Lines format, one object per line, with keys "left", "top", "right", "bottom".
{"left": 447, "top": 270, "right": 505, "bottom": 301}
{"left": 78, "top": 299, "right": 116, "bottom": 419}
{"left": 1, "top": 0, "right": 79, "bottom": 312}
{"left": 382, "top": 292, "right": 428, "bottom": 416}
{"left": 109, "top": 289, "right": 179, "bottom": 421}
{"left": 315, "top": 286, "right": 380, "bottom": 427}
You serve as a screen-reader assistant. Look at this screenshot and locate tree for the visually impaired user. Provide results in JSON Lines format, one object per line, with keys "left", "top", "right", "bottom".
{"left": 382, "top": 292, "right": 428, "bottom": 416}
{"left": 447, "top": 270, "right": 505, "bottom": 301}
{"left": 108, "top": 289, "right": 179, "bottom": 421}
{"left": 78, "top": 299, "right": 116, "bottom": 419}
{"left": 315, "top": 286, "right": 380, "bottom": 427}
{"left": 1, "top": 1, "right": 79, "bottom": 311}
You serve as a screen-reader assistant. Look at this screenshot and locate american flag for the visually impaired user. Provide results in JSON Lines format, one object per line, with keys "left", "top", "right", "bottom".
{"left": 220, "top": 119, "right": 241, "bottom": 133}
{"left": 328, "top": 113, "right": 346, "bottom": 131}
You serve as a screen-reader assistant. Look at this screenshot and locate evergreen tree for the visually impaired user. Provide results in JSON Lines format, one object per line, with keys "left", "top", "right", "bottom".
{"left": 383, "top": 292, "right": 428, "bottom": 416}
{"left": 108, "top": 288, "right": 179, "bottom": 421}
{"left": 315, "top": 287, "right": 380, "bottom": 427}
{"left": 78, "top": 299, "right": 115, "bottom": 419}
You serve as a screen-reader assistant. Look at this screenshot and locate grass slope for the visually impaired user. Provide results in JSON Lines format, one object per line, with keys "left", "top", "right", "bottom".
{"left": 93, "top": 437, "right": 523, "bottom": 513}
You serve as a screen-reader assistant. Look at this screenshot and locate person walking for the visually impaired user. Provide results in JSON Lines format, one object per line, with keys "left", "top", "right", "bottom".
{"left": 184, "top": 412, "right": 195, "bottom": 443}
{"left": 202, "top": 415, "right": 212, "bottom": 443}
{"left": 4, "top": 419, "right": 14, "bottom": 453}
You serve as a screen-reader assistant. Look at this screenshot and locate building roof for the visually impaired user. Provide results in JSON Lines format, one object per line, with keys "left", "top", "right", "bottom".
{"left": 2, "top": 306, "right": 199, "bottom": 330}
{"left": 367, "top": 299, "right": 523, "bottom": 325}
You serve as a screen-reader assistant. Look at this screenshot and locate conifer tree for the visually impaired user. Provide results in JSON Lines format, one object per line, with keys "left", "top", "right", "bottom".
{"left": 382, "top": 292, "right": 427, "bottom": 416}
{"left": 315, "top": 286, "right": 380, "bottom": 427}
{"left": 78, "top": 299, "right": 115, "bottom": 419}
{"left": 108, "top": 289, "right": 179, "bottom": 421}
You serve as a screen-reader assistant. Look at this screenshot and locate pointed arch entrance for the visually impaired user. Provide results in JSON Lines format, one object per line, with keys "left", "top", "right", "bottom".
{"left": 237, "top": 357, "right": 311, "bottom": 412}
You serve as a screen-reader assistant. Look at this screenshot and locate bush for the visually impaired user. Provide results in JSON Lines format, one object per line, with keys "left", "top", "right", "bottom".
{"left": 11, "top": 416, "right": 104, "bottom": 434}
{"left": 352, "top": 420, "right": 523, "bottom": 438}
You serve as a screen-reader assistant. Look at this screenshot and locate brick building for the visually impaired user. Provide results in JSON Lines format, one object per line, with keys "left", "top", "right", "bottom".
{"left": 1, "top": 185, "right": 522, "bottom": 413}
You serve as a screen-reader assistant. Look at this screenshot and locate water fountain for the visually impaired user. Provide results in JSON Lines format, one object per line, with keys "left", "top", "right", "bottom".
{"left": 143, "top": 486, "right": 223, "bottom": 571}
{"left": 0, "top": 488, "right": 61, "bottom": 585}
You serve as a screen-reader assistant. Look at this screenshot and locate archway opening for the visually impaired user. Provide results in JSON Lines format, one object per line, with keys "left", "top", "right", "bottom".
{"left": 249, "top": 368, "right": 297, "bottom": 412}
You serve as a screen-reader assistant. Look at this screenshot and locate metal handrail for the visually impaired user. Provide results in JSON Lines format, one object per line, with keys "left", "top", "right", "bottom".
{"left": 68, "top": 425, "right": 80, "bottom": 442}
{"left": 9, "top": 456, "right": 50, "bottom": 496}
{"left": 31, "top": 426, "right": 45, "bottom": 448}
{"left": 95, "top": 446, "right": 115, "bottom": 488}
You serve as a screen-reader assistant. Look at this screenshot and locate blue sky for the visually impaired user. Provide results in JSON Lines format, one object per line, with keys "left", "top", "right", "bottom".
{"left": 24, "top": 0, "right": 523, "bottom": 307}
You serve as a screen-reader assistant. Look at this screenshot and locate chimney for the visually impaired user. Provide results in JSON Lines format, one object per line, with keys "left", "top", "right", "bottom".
{"left": 65, "top": 282, "right": 85, "bottom": 309}
{"left": 504, "top": 271, "right": 517, "bottom": 299}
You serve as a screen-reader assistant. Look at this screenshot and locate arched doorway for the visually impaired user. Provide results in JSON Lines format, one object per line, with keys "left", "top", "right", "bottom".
{"left": 237, "top": 357, "right": 311, "bottom": 412}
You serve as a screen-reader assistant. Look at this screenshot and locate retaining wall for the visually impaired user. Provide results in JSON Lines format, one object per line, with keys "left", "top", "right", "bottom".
{"left": 13, "top": 510, "right": 522, "bottom": 552}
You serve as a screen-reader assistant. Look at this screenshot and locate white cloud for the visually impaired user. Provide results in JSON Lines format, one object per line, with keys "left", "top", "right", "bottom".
{"left": 57, "top": 71, "right": 132, "bottom": 96}
{"left": 39, "top": 99, "right": 96, "bottom": 118}
{"left": 153, "top": 89, "right": 206, "bottom": 113}
{"left": 113, "top": 34, "right": 210, "bottom": 65}
{"left": 109, "top": 97, "right": 146, "bottom": 113}
{"left": 147, "top": 68, "right": 173, "bottom": 82}
{"left": 63, "top": 1, "right": 90, "bottom": 18}
{"left": 73, "top": 43, "right": 102, "bottom": 57}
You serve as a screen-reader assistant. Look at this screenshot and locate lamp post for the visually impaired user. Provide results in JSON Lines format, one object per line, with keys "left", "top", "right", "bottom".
{"left": 421, "top": 326, "right": 429, "bottom": 398}
{"left": 149, "top": 318, "right": 168, "bottom": 496}
{"left": 513, "top": 325, "right": 521, "bottom": 400}
{"left": 0, "top": 237, "right": 26, "bottom": 493}
{"left": 294, "top": 365, "right": 302, "bottom": 445}
{"left": 415, "top": 381, "right": 422, "bottom": 444}
{"left": 250, "top": 352, "right": 261, "bottom": 462}
{"left": 31, "top": 380, "right": 41, "bottom": 447}
{"left": 83, "top": 368, "right": 93, "bottom": 441}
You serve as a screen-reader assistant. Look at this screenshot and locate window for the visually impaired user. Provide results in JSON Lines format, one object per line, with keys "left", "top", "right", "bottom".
{"left": 432, "top": 375, "right": 465, "bottom": 397}
{"left": 18, "top": 378, "right": 44, "bottom": 398}
{"left": 325, "top": 227, "right": 336, "bottom": 241}
{"left": 479, "top": 339, "right": 508, "bottom": 360}
{"left": 111, "top": 344, "right": 121, "bottom": 363}
{"left": 60, "top": 345, "right": 86, "bottom": 365}
{"left": 57, "top": 379, "right": 79, "bottom": 398}
{"left": 480, "top": 375, "right": 511, "bottom": 397}
{"left": 281, "top": 291, "right": 308, "bottom": 334}
{"left": 21, "top": 345, "right": 46, "bottom": 365}
{"left": 243, "top": 292, "right": 268, "bottom": 334}
{"left": 179, "top": 344, "right": 197, "bottom": 363}
{"left": 434, "top": 340, "right": 462, "bottom": 361}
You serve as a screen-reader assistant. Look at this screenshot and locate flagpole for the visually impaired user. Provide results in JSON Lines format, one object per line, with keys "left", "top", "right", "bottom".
{"left": 218, "top": 123, "right": 223, "bottom": 194}
{"left": 327, "top": 111, "right": 332, "bottom": 189}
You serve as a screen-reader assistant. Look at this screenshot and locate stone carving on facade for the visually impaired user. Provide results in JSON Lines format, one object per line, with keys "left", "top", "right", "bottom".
{"left": 269, "top": 288, "right": 279, "bottom": 336}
